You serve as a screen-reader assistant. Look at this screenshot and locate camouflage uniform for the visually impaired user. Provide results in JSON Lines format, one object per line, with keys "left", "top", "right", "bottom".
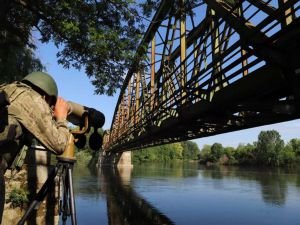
{"left": 0, "top": 82, "right": 70, "bottom": 155}
{"left": 0, "top": 79, "right": 70, "bottom": 224}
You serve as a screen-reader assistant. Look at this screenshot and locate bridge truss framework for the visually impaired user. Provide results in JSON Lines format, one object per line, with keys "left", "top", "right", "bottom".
{"left": 103, "top": 0, "right": 300, "bottom": 153}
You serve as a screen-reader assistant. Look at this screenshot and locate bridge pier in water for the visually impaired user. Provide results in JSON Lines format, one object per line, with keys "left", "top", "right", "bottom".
{"left": 98, "top": 151, "right": 132, "bottom": 168}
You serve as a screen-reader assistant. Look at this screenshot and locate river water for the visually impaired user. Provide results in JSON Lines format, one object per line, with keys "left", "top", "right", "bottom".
{"left": 66, "top": 162, "right": 300, "bottom": 225}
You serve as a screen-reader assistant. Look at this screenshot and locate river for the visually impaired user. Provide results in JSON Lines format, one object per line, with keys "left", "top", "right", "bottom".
{"left": 63, "top": 162, "right": 300, "bottom": 225}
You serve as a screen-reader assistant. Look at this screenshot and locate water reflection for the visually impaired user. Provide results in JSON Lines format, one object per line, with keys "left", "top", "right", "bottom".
{"left": 200, "top": 166, "right": 300, "bottom": 206}
{"left": 100, "top": 166, "right": 175, "bottom": 225}
{"left": 132, "top": 161, "right": 199, "bottom": 178}
{"left": 72, "top": 163, "right": 300, "bottom": 225}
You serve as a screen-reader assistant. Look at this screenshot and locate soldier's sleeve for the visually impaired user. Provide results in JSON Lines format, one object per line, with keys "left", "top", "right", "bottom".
{"left": 9, "top": 90, "right": 70, "bottom": 154}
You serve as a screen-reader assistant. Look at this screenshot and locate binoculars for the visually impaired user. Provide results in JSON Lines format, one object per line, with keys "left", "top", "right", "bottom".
{"left": 67, "top": 101, "right": 105, "bottom": 151}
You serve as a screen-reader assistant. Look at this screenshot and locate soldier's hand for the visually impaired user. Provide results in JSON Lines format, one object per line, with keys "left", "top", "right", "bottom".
{"left": 54, "top": 97, "right": 69, "bottom": 121}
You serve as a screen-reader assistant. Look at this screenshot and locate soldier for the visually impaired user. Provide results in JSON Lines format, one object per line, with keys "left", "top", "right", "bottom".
{"left": 0, "top": 71, "right": 71, "bottom": 223}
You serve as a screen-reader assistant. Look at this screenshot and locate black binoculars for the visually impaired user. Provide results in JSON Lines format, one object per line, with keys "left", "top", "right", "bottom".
{"left": 67, "top": 101, "right": 105, "bottom": 151}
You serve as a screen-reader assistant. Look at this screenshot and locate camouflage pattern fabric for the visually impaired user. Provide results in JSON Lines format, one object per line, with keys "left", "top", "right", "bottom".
{"left": 1, "top": 82, "right": 70, "bottom": 154}
{"left": 0, "top": 114, "right": 22, "bottom": 146}
{"left": 0, "top": 115, "right": 23, "bottom": 169}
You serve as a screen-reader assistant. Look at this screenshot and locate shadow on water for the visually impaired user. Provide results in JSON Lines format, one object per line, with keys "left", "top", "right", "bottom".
{"left": 99, "top": 166, "right": 175, "bottom": 225}
{"left": 200, "top": 165, "right": 300, "bottom": 206}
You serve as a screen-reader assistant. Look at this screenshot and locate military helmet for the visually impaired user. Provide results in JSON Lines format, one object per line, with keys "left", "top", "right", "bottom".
{"left": 22, "top": 71, "right": 58, "bottom": 98}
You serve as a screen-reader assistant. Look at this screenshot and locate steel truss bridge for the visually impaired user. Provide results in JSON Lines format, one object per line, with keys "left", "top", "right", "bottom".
{"left": 103, "top": 0, "right": 300, "bottom": 153}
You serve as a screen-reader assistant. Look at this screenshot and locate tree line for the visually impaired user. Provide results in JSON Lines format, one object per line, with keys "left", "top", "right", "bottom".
{"left": 132, "top": 141, "right": 200, "bottom": 163}
{"left": 199, "top": 130, "right": 300, "bottom": 166}
{"left": 133, "top": 130, "right": 300, "bottom": 167}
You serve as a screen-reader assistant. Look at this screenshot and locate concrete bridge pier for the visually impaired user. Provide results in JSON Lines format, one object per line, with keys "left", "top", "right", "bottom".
{"left": 98, "top": 151, "right": 133, "bottom": 168}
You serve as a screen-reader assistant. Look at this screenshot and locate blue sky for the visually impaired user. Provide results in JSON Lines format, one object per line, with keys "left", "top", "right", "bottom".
{"left": 35, "top": 40, "right": 300, "bottom": 149}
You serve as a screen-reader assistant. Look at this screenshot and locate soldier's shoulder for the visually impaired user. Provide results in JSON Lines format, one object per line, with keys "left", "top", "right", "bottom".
{"left": 1, "top": 82, "right": 31, "bottom": 92}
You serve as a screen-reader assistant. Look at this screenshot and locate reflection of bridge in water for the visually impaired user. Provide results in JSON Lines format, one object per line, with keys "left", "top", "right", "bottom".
{"left": 103, "top": 0, "right": 300, "bottom": 153}
{"left": 100, "top": 167, "right": 175, "bottom": 225}
{"left": 97, "top": 165, "right": 298, "bottom": 224}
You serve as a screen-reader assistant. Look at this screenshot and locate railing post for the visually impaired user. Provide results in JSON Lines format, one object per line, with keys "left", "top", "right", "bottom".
{"left": 151, "top": 36, "right": 156, "bottom": 109}
{"left": 180, "top": 0, "right": 187, "bottom": 102}
{"left": 135, "top": 72, "right": 141, "bottom": 126}
{"left": 278, "top": 0, "right": 295, "bottom": 27}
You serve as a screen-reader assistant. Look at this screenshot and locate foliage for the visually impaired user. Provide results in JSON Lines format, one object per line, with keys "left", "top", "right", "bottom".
{"left": 279, "top": 145, "right": 296, "bottom": 165}
{"left": 199, "top": 144, "right": 212, "bottom": 163}
{"left": 210, "top": 143, "right": 223, "bottom": 162}
{"left": 8, "top": 187, "right": 29, "bottom": 208}
{"left": 0, "top": 0, "right": 163, "bottom": 95}
{"left": 182, "top": 141, "right": 200, "bottom": 160}
{"left": 224, "top": 147, "right": 235, "bottom": 162}
{"left": 288, "top": 138, "right": 300, "bottom": 156}
{"left": 255, "top": 130, "right": 284, "bottom": 166}
{"left": 74, "top": 129, "right": 299, "bottom": 167}
{"left": 199, "top": 130, "right": 299, "bottom": 167}
{"left": 140, "top": 0, "right": 204, "bottom": 17}
{"left": 234, "top": 144, "right": 256, "bottom": 165}
{"left": 75, "top": 129, "right": 299, "bottom": 167}
{"left": 75, "top": 149, "right": 93, "bottom": 165}
{"left": 0, "top": 32, "right": 44, "bottom": 83}
{"left": 132, "top": 141, "right": 200, "bottom": 163}
{"left": 1, "top": 0, "right": 208, "bottom": 95}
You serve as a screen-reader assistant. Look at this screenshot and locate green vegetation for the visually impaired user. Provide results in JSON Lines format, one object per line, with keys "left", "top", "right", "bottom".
{"left": 8, "top": 187, "right": 29, "bottom": 208}
{"left": 0, "top": 33, "right": 44, "bottom": 83}
{"left": 132, "top": 129, "right": 300, "bottom": 167}
{"left": 75, "top": 149, "right": 94, "bottom": 165}
{"left": 1, "top": 1, "right": 203, "bottom": 95}
{"left": 132, "top": 141, "right": 200, "bottom": 163}
{"left": 0, "top": 1, "right": 159, "bottom": 94}
{"left": 199, "top": 130, "right": 300, "bottom": 167}
{"left": 73, "top": 129, "right": 299, "bottom": 168}
{"left": 74, "top": 149, "right": 100, "bottom": 172}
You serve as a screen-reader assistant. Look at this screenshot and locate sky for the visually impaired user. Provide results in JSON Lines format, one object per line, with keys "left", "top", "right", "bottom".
{"left": 35, "top": 40, "right": 300, "bottom": 150}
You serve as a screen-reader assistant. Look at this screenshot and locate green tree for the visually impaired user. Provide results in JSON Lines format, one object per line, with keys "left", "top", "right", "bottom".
{"left": 181, "top": 141, "right": 200, "bottom": 160}
{"left": 255, "top": 130, "right": 284, "bottom": 166}
{"left": 199, "top": 145, "right": 211, "bottom": 163}
{"left": 224, "top": 146, "right": 236, "bottom": 164}
{"left": 234, "top": 143, "right": 256, "bottom": 165}
{"left": 133, "top": 141, "right": 199, "bottom": 163}
{"left": 0, "top": 32, "right": 44, "bottom": 83}
{"left": 210, "top": 143, "right": 223, "bottom": 162}
{"left": 170, "top": 143, "right": 183, "bottom": 159}
{"left": 279, "top": 144, "right": 296, "bottom": 165}
{"left": 288, "top": 138, "right": 300, "bottom": 156}
{"left": 1, "top": 1, "right": 206, "bottom": 95}
{"left": 0, "top": 0, "right": 160, "bottom": 95}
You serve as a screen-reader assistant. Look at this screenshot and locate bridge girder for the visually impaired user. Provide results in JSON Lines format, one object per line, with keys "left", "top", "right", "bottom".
{"left": 104, "top": 0, "right": 300, "bottom": 153}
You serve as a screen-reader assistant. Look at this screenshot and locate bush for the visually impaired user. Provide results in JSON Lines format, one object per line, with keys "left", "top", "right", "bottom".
{"left": 279, "top": 145, "right": 296, "bottom": 165}
{"left": 8, "top": 187, "right": 29, "bottom": 208}
{"left": 75, "top": 149, "right": 93, "bottom": 165}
